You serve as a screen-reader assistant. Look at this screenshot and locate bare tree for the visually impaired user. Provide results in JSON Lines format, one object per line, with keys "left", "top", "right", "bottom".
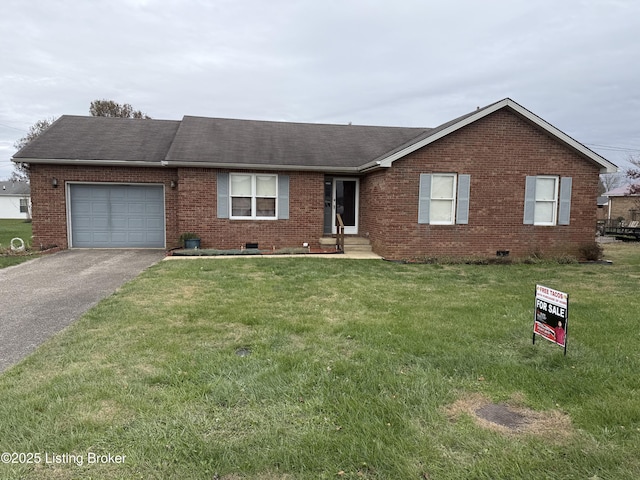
{"left": 11, "top": 117, "right": 57, "bottom": 182}
{"left": 599, "top": 173, "right": 625, "bottom": 195}
{"left": 623, "top": 155, "right": 640, "bottom": 216}
{"left": 89, "top": 100, "right": 151, "bottom": 119}
{"left": 627, "top": 154, "right": 640, "bottom": 190}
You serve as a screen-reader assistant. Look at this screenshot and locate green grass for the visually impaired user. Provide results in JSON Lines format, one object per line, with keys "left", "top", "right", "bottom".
{"left": 0, "top": 219, "right": 36, "bottom": 268}
{"left": 1, "top": 244, "right": 639, "bottom": 479}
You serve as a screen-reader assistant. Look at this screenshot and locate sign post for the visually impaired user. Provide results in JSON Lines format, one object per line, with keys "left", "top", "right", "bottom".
{"left": 533, "top": 285, "right": 569, "bottom": 355}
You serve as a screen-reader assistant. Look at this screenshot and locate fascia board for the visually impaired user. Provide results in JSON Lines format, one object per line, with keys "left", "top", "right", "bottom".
{"left": 159, "top": 160, "right": 360, "bottom": 173}
{"left": 11, "top": 158, "right": 163, "bottom": 167}
{"left": 14, "top": 157, "right": 360, "bottom": 174}
{"left": 371, "top": 99, "right": 618, "bottom": 174}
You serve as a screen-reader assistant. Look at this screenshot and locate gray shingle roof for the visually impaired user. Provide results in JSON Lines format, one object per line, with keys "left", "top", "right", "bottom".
{"left": 165, "top": 116, "right": 428, "bottom": 168}
{"left": 11, "top": 98, "right": 618, "bottom": 173}
{"left": 0, "top": 181, "right": 30, "bottom": 196}
{"left": 13, "top": 116, "right": 181, "bottom": 163}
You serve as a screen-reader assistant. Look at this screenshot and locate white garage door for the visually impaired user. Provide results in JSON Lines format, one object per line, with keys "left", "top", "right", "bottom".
{"left": 70, "top": 184, "right": 165, "bottom": 248}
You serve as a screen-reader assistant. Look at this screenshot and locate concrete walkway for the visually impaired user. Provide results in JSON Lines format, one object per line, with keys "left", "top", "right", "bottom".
{"left": 0, "top": 249, "right": 165, "bottom": 373}
{"left": 164, "top": 251, "right": 383, "bottom": 260}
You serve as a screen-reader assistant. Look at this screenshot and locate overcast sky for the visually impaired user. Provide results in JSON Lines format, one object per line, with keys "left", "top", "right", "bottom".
{"left": 2, "top": 0, "right": 639, "bottom": 180}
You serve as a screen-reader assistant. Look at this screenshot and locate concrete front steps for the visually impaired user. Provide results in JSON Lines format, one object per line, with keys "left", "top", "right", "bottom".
{"left": 319, "top": 236, "right": 373, "bottom": 254}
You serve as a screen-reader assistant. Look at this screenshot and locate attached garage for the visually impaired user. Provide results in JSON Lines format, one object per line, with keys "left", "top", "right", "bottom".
{"left": 69, "top": 184, "right": 165, "bottom": 248}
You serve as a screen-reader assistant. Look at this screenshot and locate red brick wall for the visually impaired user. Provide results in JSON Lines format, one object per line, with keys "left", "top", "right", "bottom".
{"left": 29, "top": 165, "right": 179, "bottom": 249}
{"left": 360, "top": 109, "right": 601, "bottom": 260}
{"left": 29, "top": 164, "right": 324, "bottom": 251}
{"left": 177, "top": 168, "right": 324, "bottom": 250}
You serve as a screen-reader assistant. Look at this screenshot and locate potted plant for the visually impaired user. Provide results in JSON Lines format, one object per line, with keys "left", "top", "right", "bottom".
{"left": 180, "top": 232, "right": 201, "bottom": 249}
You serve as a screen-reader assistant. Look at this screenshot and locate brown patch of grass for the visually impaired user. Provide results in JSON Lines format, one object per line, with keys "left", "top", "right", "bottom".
{"left": 218, "top": 474, "right": 296, "bottom": 480}
{"left": 444, "top": 393, "right": 574, "bottom": 441}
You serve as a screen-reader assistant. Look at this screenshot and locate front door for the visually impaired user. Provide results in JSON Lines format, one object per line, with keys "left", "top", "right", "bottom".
{"left": 332, "top": 178, "right": 359, "bottom": 235}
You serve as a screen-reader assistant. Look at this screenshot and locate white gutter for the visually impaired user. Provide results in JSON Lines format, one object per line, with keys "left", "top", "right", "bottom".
{"left": 11, "top": 158, "right": 164, "bottom": 167}
{"left": 13, "top": 157, "right": 361, "bottom": 173}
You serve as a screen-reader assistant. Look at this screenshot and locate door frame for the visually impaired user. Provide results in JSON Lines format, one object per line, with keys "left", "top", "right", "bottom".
{"left": 332, "top": 177, "right": 359, "bottom": 235}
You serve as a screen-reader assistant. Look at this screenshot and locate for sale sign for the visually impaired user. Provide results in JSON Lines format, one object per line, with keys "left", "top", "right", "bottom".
{"left": 534, "top": 285, "right": 568, "bottom": 353}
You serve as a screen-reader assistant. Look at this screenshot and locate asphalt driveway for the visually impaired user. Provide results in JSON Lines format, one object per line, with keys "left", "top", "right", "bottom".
{"left": 0, "top": 249, "right": 165, "bottom": 373}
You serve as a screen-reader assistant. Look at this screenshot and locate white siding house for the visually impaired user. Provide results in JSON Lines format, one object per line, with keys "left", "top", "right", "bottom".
{"left": 0, "top": 181, "right": 31, "bottom": 219}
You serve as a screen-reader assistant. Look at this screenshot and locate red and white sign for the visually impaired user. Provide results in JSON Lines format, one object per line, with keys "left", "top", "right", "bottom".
{"left": 534, "top": 285, "right": 568, "bottom": 348}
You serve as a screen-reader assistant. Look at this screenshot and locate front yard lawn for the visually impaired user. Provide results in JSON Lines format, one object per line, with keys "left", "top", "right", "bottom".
{"left": 0, "top": 219, "right": 36, "bottom": 268}
{"left": 1, "top": 244, "right": 639, "bottom": 479}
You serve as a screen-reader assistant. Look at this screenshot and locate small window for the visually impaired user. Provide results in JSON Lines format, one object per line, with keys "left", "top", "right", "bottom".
{"left": 430, "top": 174, "right": 457, "bottom": 225}
{"left": 230, "top": 174, "right": 277, "bottom": 219}
{"left": 534, "top": 176, "right": 558, "bottom": 225}
{"left": 19, "top": 198, "right": 29, "bottom": 213}
{"left": 524, "top": 176, "right": 573, "bottom": 226}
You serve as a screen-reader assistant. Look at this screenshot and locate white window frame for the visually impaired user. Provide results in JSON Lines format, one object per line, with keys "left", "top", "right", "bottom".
{"left": 534, "top": 176, "right": 559, "bottom": 226}
{"left": 430, "top": 173, "right": 457, "bottom": 225}
{"left": 229, "top": 173, "right": 278, "bottom": 220}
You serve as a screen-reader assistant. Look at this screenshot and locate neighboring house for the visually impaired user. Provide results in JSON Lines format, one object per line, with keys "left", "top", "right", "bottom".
{"left": 603, "top": 183, "right": 640, "bottom": 222}
{"left": 596, "top": 196, "right": 609, "bottom": 221}
{"left": 0, "top": 181, "right": 31, "bottom": 219}
{"left": 12, "top": 98, "right": 617, "bottom": 260}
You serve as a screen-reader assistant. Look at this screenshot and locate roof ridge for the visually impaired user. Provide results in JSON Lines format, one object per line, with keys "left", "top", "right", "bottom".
{"left": 180, "top": 114, "right": 429, "bottom": 130}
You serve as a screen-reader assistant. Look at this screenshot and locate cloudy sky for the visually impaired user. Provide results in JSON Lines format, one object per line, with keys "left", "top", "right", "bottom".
{"left": 1, "top": 0, "right": 639, "bottom": 180}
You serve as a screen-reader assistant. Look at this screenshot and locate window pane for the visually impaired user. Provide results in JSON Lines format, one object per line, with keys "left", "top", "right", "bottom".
{"left": 231, "top": 175, "right": 252, "bottom": 196}
{"left": 432, "top": 175, "right": 454, "bottom": 199}
{"left": 431, "top": 200, "right": 453, "bottom": 223}
{"left": 256, "top": 197, "right": 276, "bottom": 217}
{"left": 536, "top": 177, "right": 556, "bottom": 201}
{"left": 534, "top": 201, "right": 554, "bottom": 224}
{"left": 231, "top": 197, "right": 252, "bottom": 216}
{"left": 256, "top": 175, "right": 276, "bottom": 197}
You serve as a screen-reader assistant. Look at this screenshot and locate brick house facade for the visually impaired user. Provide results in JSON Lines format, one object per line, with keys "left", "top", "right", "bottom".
{"left": 359, "top": 109, "right": 602, "bottom": 259}
{"left": 16, "top": 99, "right": 617, "bottom": 260}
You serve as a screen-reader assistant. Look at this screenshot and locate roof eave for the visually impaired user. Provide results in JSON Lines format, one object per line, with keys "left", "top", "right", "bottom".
{"left": 161, "top": 160, "right": 360, "bottom": 173}
{"left": 14, "top": 157, "right": 360, "bottom": 174}
{"left": 12, "top": 158, "right": 163, "bottom": 167}
{"left": 373, "top": 98, "right": 618, "bottom": 174}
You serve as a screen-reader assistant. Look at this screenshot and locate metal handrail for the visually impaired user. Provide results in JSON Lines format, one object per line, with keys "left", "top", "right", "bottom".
{"left": 336, "top": 214, "right": 345, "bottom": 252}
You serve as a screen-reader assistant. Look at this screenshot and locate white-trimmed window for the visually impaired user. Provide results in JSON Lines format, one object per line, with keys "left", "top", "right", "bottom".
{"left": 533, "top": 176, "right": 558, "bottom": 225}
{"left": 217, "top": 173, "right": 289, "bottom": 221}
{"left": 19, "top": 198, "right": 29, "bottom": 213}
{"left": 418, "top": 173, "right": 470, "bottom": 225}
{"left": 524, "top": 176, "right": 572, "bottom": 226}
{"left": 430, "top": 174, "right": 457, "bottom": 224}
{"left": 230, "top": 173, "right": 277, "bottom": 219}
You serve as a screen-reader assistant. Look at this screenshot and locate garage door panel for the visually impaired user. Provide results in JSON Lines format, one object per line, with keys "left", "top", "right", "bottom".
{"left": 90, "top": 202, "right": 109, "bottom": 214}
{"left": 146, "top": 204, "right": 163, "bottom": 215}
{"left": 111, "top": 218, "right": 128, "bottom": 229}
{"left": 126, "top": 217, "right": 145, "bottom": 227}
{"left": 93, "top": 232, "right": 111, "bottom": 242}
{"left": 72, "top": 215, "right": 94, "bottom": 228}
{"left": 128, "top": 204, "right": 145, "bottom": 214}
{"left": 92, "top": 217, "right": 110, "bottom": 229}
{"left": 73, "top": 232, "right": 93, "bottom": 243}
{"left": 127, "top": 232, "right": 146, "bottom": 242}
{"left": 70, "top": 184, "right": 165, "bottom": 248}
{"left": 146, "top": 218, "right": 164, "bottom": 229}
{"left": 73, "top": 202, "right": 92, "bottom": 214}
{"left": 128, "top": 189, "right": 146, "bottom": 200}
{"left": 111, "top": 202, "right": 128, "bottom": 214}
